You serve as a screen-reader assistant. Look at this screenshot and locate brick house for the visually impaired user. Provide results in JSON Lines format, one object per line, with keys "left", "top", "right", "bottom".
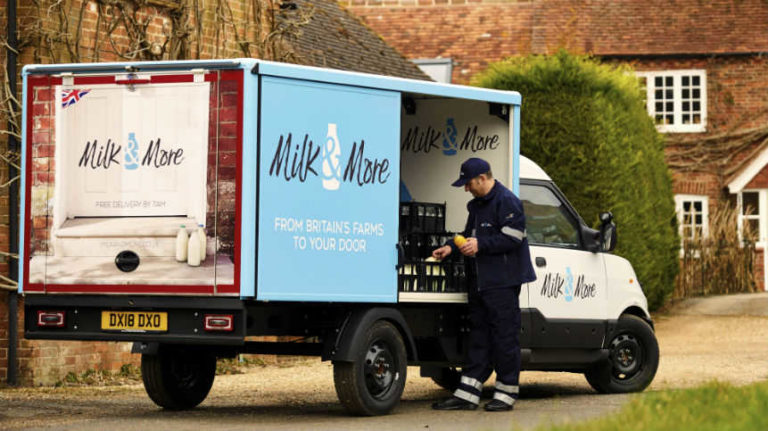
{"left": 345, "top": 0, "right": 768, "bottom": 290}
{"left": 0, "top": 0, "right": 427, "bottom": 385}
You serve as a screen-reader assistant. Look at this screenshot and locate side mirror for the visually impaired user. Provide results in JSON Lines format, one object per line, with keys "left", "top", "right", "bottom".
{"left": 599, "top": 211, "right": 617, "bottom": 252}
{"left": 580, "top": 225, "right": 601, "bottom": 253}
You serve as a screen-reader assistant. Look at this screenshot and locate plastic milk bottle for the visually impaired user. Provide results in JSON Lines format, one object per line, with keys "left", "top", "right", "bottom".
{"left": 197, "top": 224, "right": 206, "bottom": 262}
{"left": 187, "top": 230, "right": 201, "bottom": 267}
{"left": 175, "top": 225, "right": 188, "bottom": 262}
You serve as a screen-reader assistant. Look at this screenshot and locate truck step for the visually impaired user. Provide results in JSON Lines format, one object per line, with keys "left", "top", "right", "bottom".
{"left": 52, "top": 216, "right": 199, "bottom": 257}
{"left": 28, "top": 254, "right": 234, "bottom": 286}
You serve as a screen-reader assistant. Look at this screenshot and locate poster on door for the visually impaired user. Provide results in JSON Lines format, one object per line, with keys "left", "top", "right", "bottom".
{"left": 54, "top": 82, "right": 209, "bottom": 221}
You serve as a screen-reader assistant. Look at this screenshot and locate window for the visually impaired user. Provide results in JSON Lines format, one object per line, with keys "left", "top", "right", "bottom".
{"left": 412, "top": 58, "right": 453, "bottom": 83}
{"left": 520, "top": 184, "right": 580, "bottom": 248}
{"left": 675, "top": 194, "right": 709, "bottom": 243}
{"left": 636, "top": 70, "right": 707, "bottom": 133}
{"left": 737, "top": 191, "right": 764, "bottom": 244}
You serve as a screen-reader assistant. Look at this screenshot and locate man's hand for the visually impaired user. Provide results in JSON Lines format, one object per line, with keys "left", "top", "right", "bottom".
{"left": 432, "top": 245, "right": 452, "bottom": 260}
{"left": 459, "top": 237, "right": 478, "bottom": 256}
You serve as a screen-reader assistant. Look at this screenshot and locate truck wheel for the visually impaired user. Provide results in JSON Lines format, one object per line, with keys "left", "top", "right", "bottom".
{"left": 333, "top": 320, "right": 407, "bottom": 416}
{"left": 585, "top": 314, "right": 659, "bottom": 394}
{"left": 141, "top": 348, "right": 217, "bottom": 410}
{"left": 431, "top": 367, "right": 461, "bottom": 392}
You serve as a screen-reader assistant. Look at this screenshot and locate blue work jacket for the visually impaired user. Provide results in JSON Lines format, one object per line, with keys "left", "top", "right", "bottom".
{"left": 450, "top": 181, "right": 537, "bottom": 290}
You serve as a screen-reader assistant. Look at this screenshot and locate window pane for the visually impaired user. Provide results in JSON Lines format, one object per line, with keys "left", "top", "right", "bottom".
{"left": 693, "top": 101, "right": 700, "bottom": 111}
{"left": 693, "top": 88, "right": 700, "bottom": 98}
{"left": 665, "top": 89, "right": 673, "bottom": 99}
{"left": 693, "top": 75, "right": 700, "bottom": 85}
{"left": 520, "top": 185, "right": 580, "bottom": 247}
{"left": 682, "top": 88, "right": 690, "bottom": 98}
{"left": 695, "top": 214, "right": 702, "bottom": 224}
{"left": 693, "top": 201, "right": 702, "bottom": 212}
{"left": 665, "top": 76, "right": 673, "bottom": 86}
{"left": 683, "top": 101, "right": 690, "bottom": 111}
{"left": 655, "top": 89, "right": 663, "bottom": 99}
{"left": 666, "top": 115, "right": 673, "bottom": 124}
{"left": 683, "top": 201, "right": 691, "bottom": 211}
{"left": 655, "top": 76, "right": 663, "bottom": 86}
{"left": 746, "top": 219, "right": 759, "bottom": 237}
{"left": 656, "top": 102, "right": 663, "bottom": 112}
{"left": 682, "top": 76, "right": 689, "bottom": 86}
{"left": 743, "top": 192, "right": 759, "bottom": 215}
{"left": 693, "top": 114, "right": 701, "bottom": 123}
{"left": 666, "top": 102, "right": 673, "bottom": 111}
{"left": 683, "top": 115, "right": 690, "bottom": 124}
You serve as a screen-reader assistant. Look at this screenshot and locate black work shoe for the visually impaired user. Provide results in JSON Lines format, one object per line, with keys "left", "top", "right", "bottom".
{"left": 484, "top": 399, "right": 513, "bottom": 412}
{"left": 432, "top": 396, "right": 478, "bottom": 411}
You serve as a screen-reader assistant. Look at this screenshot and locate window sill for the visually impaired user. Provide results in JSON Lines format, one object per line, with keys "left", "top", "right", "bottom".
{"left": 657, "top": 124, "right": 707, "bottom": 134}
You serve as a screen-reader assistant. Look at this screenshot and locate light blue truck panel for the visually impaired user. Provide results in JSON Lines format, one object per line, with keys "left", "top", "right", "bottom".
{"left": 256, "top": 76, "right": 400, "bottom": 302}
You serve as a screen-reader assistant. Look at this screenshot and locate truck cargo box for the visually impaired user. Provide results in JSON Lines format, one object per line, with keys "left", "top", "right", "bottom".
{"left": 20, "top": 59, "right": 521, "bottom": 302}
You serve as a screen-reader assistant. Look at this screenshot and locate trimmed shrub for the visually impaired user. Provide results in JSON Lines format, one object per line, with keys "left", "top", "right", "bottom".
{"left": 473, "top": 51, "right": 679, "bottom": 310}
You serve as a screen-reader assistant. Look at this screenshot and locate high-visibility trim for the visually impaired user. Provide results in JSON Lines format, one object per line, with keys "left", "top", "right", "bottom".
{"left": 501, "top": 226, "right": 526, "bottom": 241}
{"left": 453, "top": 389, "right": 480, "bottom": 405}
{"left": 494, "top": 381, "right": 520, "bottom": 394}
{"left": 461, "top": 376, "right": 483, "bottom": 391}
{"left": 493, "top": 392, "right": 517, "bottom": 405}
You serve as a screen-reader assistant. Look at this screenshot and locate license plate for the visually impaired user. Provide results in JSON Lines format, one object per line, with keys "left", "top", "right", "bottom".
{"left": 101, "top": 311, "right": 168, "bottom": 332}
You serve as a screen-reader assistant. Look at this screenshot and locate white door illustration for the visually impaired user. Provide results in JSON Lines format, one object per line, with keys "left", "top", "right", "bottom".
{"left": 55, "top": 82, "right": 209, "bottom": 221}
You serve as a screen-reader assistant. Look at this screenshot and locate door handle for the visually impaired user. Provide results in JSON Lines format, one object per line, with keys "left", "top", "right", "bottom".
{"left": 535, "top": 257, "right": 546, "bottom": 267}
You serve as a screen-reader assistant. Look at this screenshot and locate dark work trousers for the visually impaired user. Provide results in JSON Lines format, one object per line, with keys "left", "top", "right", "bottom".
{"left": 453, "top": 273, "right": 522, "bottom": 406}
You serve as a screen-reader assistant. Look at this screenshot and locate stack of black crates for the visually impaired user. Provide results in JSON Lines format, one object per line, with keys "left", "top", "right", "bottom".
{"left": 398, "top": 201, "right": 467, "bottom": 294}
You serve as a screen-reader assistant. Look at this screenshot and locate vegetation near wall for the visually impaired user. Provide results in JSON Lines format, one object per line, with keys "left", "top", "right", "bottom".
{"left": 473, "top": 51, "right": 679, "bottom": 310}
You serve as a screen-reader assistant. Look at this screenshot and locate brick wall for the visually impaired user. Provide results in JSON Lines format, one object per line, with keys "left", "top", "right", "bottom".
{"left": 2, "top": 0, "right": 255, "bottom": 386}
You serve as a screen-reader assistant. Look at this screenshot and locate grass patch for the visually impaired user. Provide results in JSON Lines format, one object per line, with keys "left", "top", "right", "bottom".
{"left": 54, "top": 363, "right": 141, "bottom": 387}
{"left": 539, "top": 381, "right": 768, "bottom": 431}
{"left": 216, "top": 355, "right": 267, "bottom": 375}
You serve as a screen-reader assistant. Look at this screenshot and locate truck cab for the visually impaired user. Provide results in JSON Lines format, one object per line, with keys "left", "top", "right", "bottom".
{"left": 20, "top": 59, "right": 658, "bottom": 415}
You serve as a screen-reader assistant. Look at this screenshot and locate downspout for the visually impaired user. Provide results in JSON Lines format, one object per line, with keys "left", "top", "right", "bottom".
{"left": 6, "top": 0, "right": 19, "bottom": 386}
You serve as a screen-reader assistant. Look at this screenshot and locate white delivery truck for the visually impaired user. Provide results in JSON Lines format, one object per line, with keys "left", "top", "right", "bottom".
{"left": 20, "top": 59, "right": 658, "bottom": 415}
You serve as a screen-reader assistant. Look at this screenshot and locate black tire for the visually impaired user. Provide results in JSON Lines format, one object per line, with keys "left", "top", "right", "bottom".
{"left": 141, "top": 347, "right": 217, "bottom": 410}
{"left": 585, "top": 314, "right": 659, "bottom": 394}
{"left": 333, "top": 320, "right": 408, "bottom": 416}
{"left": 430, "top": 367, "right": 461, "bottom": 392}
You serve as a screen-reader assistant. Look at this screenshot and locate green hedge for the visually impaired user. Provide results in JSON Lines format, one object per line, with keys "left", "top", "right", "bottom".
{"left": 473, "top": 51, "right": 679, "bottom": 310}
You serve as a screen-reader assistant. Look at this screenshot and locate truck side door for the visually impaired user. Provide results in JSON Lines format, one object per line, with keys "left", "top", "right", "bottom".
{"left": 520, "top": 182, "right": 607, "bottom": 330}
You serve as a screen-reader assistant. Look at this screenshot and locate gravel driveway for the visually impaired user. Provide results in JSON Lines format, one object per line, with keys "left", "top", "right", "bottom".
{"left": 2, "top": 293, "right": 767, "bottom": 431}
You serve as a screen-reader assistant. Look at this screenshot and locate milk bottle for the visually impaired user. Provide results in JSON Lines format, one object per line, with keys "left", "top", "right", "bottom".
{"left": 187, "top": 230, "right": 201, "bottom": 267}
{"left": 175, "top": 225, "right": 188, "bottom": 262}
{"left": 197, "top": 224, "right": 207, "bottom": 262}
{"left": 321, "top": 123, "right": 341, "bottom": 191}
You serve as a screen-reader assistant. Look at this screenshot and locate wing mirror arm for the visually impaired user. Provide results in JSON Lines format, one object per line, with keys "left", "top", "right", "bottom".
{"left": 599, "top": 211, "right": 617, "bottom": 252}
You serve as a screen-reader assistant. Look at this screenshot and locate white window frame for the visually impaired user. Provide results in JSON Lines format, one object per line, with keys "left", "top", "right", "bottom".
{"left": 412, "top": 58, "right": 453, "bottom": 83}
{"left": 674, "top": 194, "right": 709, "bottom": 247}
{"left": 736, "top": 190, "right": 767, "bottom": 249}
{"left": 636, "top": 70, "right": 707, "bottom": 133}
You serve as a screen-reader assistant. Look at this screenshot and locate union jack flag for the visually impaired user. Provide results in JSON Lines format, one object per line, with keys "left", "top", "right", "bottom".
{"left": 61, "top": 89, "right": 90, "bottom": 108}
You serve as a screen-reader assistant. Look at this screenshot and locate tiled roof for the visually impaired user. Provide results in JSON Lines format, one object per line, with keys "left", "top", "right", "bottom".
{"left": 282, "top": 0, "right": 430, "bottom": 80}
{"left": 350, "top": 0, "right": 768, "bottom": 79}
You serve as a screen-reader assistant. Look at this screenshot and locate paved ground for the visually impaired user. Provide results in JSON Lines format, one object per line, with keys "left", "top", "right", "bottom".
{"left": 2, "top": 292, "right": 767, "bottom": 431}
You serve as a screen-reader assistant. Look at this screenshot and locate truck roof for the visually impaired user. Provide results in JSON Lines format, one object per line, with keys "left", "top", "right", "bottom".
{"left": 520, "top": 156, "right": 551, "bottom": 181}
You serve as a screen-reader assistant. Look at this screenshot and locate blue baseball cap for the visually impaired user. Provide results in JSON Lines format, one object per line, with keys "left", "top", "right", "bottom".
{"left": 451, "top": 158, "right": 491, "bottom": 187}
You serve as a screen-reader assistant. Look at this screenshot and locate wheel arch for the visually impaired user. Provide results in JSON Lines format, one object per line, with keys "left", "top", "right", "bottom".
{"left": 621, "top": 306, "right": 654, "bottom": 330}
{"left": 326, "top": 307, "right": 418, "bottom": 363}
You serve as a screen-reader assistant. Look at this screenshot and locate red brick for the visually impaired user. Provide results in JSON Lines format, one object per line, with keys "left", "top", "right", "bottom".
{"left": 218, "top": 107, "right": 238, "bottom": 123}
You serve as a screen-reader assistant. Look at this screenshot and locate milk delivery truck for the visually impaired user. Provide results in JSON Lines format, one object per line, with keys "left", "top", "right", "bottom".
{"left": 20, "top": 59, "right": 658, "bottom": 415}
